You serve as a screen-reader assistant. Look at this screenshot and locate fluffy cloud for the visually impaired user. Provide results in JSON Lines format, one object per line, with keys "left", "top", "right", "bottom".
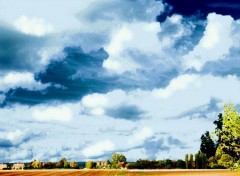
{"left": 32, "top": 105, "right": 73, "bottom": 122}
{"left": 127, "top": 127, "right": 154, "bottom": 147}
{"left": 82, "top": 140, "right": 115, "bottom": 158}
{"left": 0, "top": 129, "right": 42, "bottom": 148}
{"left": 1, "top": 0, "right": 240, "bottom": 162}
{"left": 0, "top": 72, "right": 49, "bottom": 92}
{"left": 183, "top": 13, "right": 234, "bottom": 71}
{"left": 14, "top": 15, "right": 54, "bottom": 36}
{"left": 152, "top": 74, "right": 199, "bottom": 99}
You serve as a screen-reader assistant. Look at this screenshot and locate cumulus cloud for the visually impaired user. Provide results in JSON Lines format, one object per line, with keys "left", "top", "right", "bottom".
{"left": 14, "top": 15, "right": 54, "bottom": 36}
{"left": 183, "top": 13, "right": 234, "bottom": 71}
{"left": 127, "top": 127, "right": 154, "bottom": 147}
{"left": 82, "top": 140, "right": 115, "bottom": 158}
{"left": 32, "top": 105, "right": 73, "bottom": 122}
{"left": 0, "top": 72, "right": 49, "bottom": 92}
{"left": 0, "top": 129, "right": 42, "bottom": 148}
{"left": 152, "top": 74, "right": 199, "bottom": 99}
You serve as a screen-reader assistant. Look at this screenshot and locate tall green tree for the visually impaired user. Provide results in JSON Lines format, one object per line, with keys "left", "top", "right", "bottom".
{"left": 214, "top": 113, "right": 223, "bottom": 147}
{"left": 215, "top": 104, "right": 240, "bottom": 159}
{"left": 185, "top": 154, "right": 189, "bottom": 169}
{"left": 200, "top": 131, "right": 216, "bottom": 158}
{"left": 189, "top": 154, "right": 194, "bottom": 169}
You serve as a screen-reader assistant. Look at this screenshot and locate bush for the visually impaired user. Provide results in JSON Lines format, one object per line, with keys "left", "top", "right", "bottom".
{"left": 43, "top": 162, "right": 55, "bottom": 169}
{"left": 165, "top": 159, "right": 173, "bottom": 169}
{"left": 176, "top": 160, "right": 186, "bottom": 169}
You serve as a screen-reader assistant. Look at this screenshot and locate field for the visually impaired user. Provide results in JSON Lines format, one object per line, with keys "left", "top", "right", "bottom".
{"left": 0, "top": 169, "right": 239, "bottom": 176}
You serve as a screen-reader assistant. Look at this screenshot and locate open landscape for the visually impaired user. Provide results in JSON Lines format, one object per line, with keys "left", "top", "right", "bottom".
{"left": 0, "top": 169, "right": 239, "bottom": 176}
{"left": 0, "top": 1, "right": 240, "bottom": 176}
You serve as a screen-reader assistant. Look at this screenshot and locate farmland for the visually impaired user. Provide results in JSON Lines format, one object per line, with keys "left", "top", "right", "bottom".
{"left": 0, "top": 169, "right": 239, "bottom": 176}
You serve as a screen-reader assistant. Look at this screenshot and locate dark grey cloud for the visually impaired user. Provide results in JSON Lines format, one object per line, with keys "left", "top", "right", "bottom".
{"left": 0, "top": 24, "right": 45, "bottom": 73}
{"left": 158, "top": 0, "right": 240, "bottom": 22}
{"left": 1, "top": 43, "right": 180, "bottom": 107}
{"left": 77, "top": 0, "right": 163, "bottom": 23}
{"left": 106, "top": 104, "right": 147, "bottom": 121}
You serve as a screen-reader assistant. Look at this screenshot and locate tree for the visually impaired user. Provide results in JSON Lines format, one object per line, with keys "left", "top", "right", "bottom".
{"left": 111, "top": 153, "right": 126, "bottom": 164}
{"left": 185, "top": 154, "right": 189, "bottom": 169}
{"left": 215, "top": 104, "right": 240, "bottom": 159}
{"left": 69, "top": 161, "right": 78, "bottom": 169}
{"left": 31, "top": 160, "right": 42, "bottom": 169}
{"left": 195, "top": 152, "right": 207, "bottom": 169}
{"left": 85, "top": 161, "right": 94, "bottom": 169}
{"left": 190, "top": 154, "right": 194, "bottom": 169}
{"left": 176, "top": 159, "right": 186, "bottom": 169}
{"left": 43, "top": 162, "right": 55, "bottom": 169}
{"left": 217, "top": 154, "right": 235, "bottom": 168}
{"left": 56, "top": 158, "right": 68, "bottom": 168}
{"left": 200, "top": 131, "right": 216, "bottom": 158}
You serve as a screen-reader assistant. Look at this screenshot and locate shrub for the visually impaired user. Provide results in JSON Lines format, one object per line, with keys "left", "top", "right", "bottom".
{"left": 43, "top": 162, "right": 55, "bottom": 169}
{"left": 176, "top": 159, "right": 186, "bottom": 169}
{"left": 165, "top": 159, "right": 174, "bottom": 169}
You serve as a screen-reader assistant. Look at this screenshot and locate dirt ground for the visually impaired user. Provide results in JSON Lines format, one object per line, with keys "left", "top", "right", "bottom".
{"left": 0, "top": 169, "right": 239, "bottom": 176}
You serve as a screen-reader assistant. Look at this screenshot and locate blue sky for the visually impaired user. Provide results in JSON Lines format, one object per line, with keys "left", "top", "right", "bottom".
{"left": 0, "top": 0, "right": 240, "bottom": 162}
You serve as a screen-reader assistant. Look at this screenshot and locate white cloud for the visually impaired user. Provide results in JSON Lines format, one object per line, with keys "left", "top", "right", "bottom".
{"left": 5, "top": 129, "right": 33, "bottom": 146}
{"left": 32, "top": 105, "right": 73, "bottom": 122}
{"left": 183, "top": 13, "right": 233, "bottom": 71}
{"left": 106, "top": 27, "right": 133, "bottom": 56}
{"left": 152, "top": 74, "right": 199, "bottom": 99}
{"left": 82, "top": 140, "right": 115, "bottom": 158}
{"left": 14, "top": 15, "right": 54, "bottom": 36}
{"left": 82, "top": 93, "right": 109, "bottom": 108}
{"left": 103, "top": 22, "right": 162, "bottom": 74}
{"left": 128, "top": 127, "right": 154, "bottom": 147}
{"left": 0, "top": 72, "right": 49, "bottom": 92}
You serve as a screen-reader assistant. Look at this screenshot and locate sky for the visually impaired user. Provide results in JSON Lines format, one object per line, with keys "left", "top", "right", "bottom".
{"left": 0, "top": 0, "right": 240, "bottom": 162}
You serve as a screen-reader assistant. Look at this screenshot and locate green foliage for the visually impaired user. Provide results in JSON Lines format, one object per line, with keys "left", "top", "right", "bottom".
{"left": 215, "top": 104, "right": 240, "bottom": 159}
{"left": 69, "top": 161, "right": 78, "bottom": 169}
{"left": 111, "top": 153, "right": 127, "bottom": 164}
{"left": 165, "top": 159, "right": 174, "bottom": 169}
{"left": 189, "top": 154, "right": 194, "bottom": 169}
{"left": 31, "top": 160, "right": 42, "bottom": 169}
{"left": 85, "top": 161, "right": 95, "bottom": 169}
{"left": 185, "top": 154, "right": 189, "bottom": 169}
{"left": 195, "top": 152, "right": 207, "bottom": 169}
{"left": 111, "top": 163, "right": 121, "bottom": 169}
{"left": 200, "top": 131, "right": 216, "bottom": 158}
{"left": 176, "top": 159, "right": 186, "bottom": 169}
{"left": 43, "top": 162, "right": 55, "bottom": 169}
{"left": 56, "top": 158, "right": 68, "bottom": 168}
{"left": 217, "top": 154, "right": 235, "bottom": 168}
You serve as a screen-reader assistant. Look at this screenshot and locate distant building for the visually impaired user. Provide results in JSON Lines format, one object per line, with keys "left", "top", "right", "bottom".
{"left": 96, "top": 161, "right": 108, "bottom": 167}
{"left": 12, "top": 163, "right": 24, "bottom": 170}
{"left": 0, "top": 164, "right": 7, "bottom": 170}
